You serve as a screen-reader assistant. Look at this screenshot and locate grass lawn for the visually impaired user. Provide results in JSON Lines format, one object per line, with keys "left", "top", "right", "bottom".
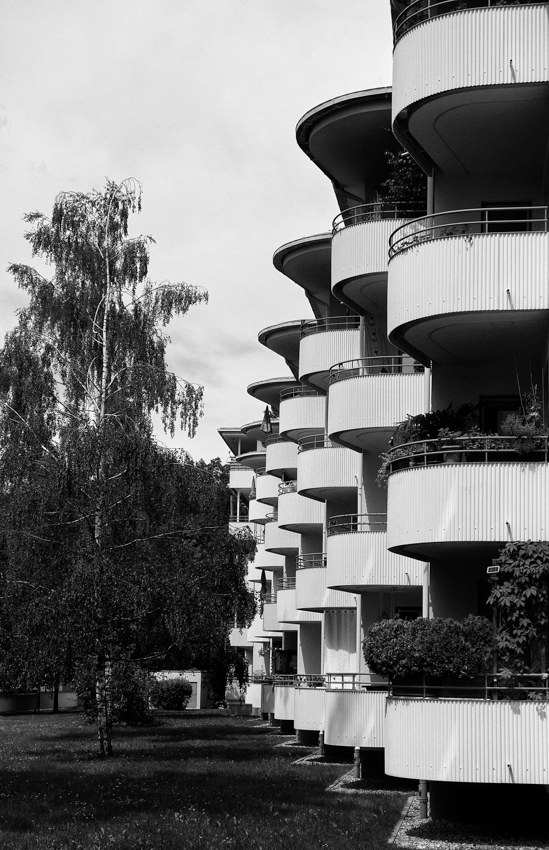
{"left": 0, "top": 712, "right": 413, "bottom": 850}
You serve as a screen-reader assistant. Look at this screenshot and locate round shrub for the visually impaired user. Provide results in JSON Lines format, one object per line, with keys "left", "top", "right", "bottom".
{"left": 150, "top": 676, "right": 193, "bottom": 710}
{"left": 363, "top": 616, "right": 493, "bottom": 679}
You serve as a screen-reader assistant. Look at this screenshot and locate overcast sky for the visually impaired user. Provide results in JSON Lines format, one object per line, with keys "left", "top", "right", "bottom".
{"left": 0, "top": 0, "right": 393, "bottom": 462}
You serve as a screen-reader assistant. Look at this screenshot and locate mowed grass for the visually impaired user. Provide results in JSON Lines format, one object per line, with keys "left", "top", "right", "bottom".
{"left": 0, "top": 713, "right": 411, "bottom": 850}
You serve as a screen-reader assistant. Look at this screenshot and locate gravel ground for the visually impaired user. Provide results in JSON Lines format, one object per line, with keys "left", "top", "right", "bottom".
{"left": 393, "top": 796, "right": 549, "bottom": 850}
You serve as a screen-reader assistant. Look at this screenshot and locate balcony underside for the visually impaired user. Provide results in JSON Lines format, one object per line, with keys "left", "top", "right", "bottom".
{"left": 387, "top": 462, "right": 549, "bottom": 560}
{"left": 332, "top": 272, "right": 388, "bottom": 316}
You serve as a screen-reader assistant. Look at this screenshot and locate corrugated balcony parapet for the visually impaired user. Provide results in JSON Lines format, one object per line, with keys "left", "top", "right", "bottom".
{"left": 392, "top": 0, "right": 546, "bottom": 44}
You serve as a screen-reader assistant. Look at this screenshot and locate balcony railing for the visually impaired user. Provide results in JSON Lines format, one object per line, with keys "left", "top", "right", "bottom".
{"left": 273, "top": 674, "right": 298, "bottom": 687}
{"left": 296, "top": 674, "right": 326, "bottom": 688}
{"left": 389, "top": 206, "right": 549, "bottom": 259}
{"left": 229, "top": 460, "right": 254, "bottom": 471}
{"left": 329, "top": 356, "right": 424, "bottom": 384}
{"left": 326, "top": 673, "right": 389, "bottom": 692}
{"left": 279, "top": 386, "right": 323, "bottom": 401}
{"left": 278, "top": 480, "right": 297, "bottom": 495}
{"left": 332, "top": 202, "right": 427, "bottom": 234}
{"left": 300, "top": 316, "right": 361, "bottom": 338}
{"left": 297, "top": 435, "right": 341, "bottom": 452}
{"left": 390, "top": 673, "right": 549, "bottom": 700}
{"left": 277, "top": 577, "right": 296, "bottom": 591}
{"left": 328, "top": 514, "right": 388, "bottom": 536}
{"left": 393, "top": 0, "right": 545, "bottom": 44}
{"left": 263, "top": 592, "right": 277, "bottom": 604}
{"left": 228, "top": 514, "right": 248, "bottom": 523}
{"left": 296, "top": 552, "right": 327, "bottom": 569}
{"left": 385, "top": 435, "right": 549, "bottom": 477}
{"left": 265, "top": 433, "right": 293, "bottom": 446}
{"left": 264, "top": 511, "right": 279, "bottom": 523}
{"left": 250, "top": 672, "right": 274, "bottom": 684}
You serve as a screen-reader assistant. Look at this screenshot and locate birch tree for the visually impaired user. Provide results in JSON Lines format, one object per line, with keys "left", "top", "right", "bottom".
{"left": 0, "top": 180, "right": 254, "bottom": 755}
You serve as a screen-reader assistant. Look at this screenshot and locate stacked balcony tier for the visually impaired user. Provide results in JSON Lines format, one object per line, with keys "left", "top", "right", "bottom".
{"left": 385, "top": 695, "right": 549, "bottom": 784}
{"left": 323, "top": 675, "right": 386, "bottom": 748}
{"left": 265, "top": 436, "right": 298, "bottom": 479}
{"left": 299, "top": 318, "right": 362, "bottom": 391}
{"left": 326, "top": 515, "right": 423, "bottom": 592}
{"left": 295, "top": 553, "right": 356, "bottom": 611}
{"left": 297, "top": 438, "right": 358, "bottom": 501}
{"left": 277, "top": 582, "right": 323, "bottom": 624}
{"left": 264, "top": 518, "right": 300, "bottom": 554}
{"left": 331, "top": 205, "right": 425, "bottom": 314}
{"left": 294, "top": 682, "right": 325, "bottom": 731}
{"left": 386, "top": 438, "right": 549, "bottom": 559}
{"left": 392, "top": 3, "right": 549, "bottom": 176}
{"left": 277, "top": 488, "right": 324, "bottom": 533}
{"left": 328, "top": 357, "right": 427, "bottom": 452}
{"left": 254, "top": 473, "right": 280, "bottom": 506}
{"left": 279, "top": 387, "right": 325, "bottom": 441}
{"left": 388, "top": 213, "right": 549, "bottom": 366}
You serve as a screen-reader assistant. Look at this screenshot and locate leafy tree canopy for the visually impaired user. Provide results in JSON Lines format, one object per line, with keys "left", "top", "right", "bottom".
{"left": 0, "top": 180, "right": 255, "bottom": 755}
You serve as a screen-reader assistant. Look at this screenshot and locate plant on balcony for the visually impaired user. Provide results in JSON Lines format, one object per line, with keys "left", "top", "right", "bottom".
{"left": 488, "top": 541, "right": 549, "bottom": 676}
{"left": 376, "top": 149, "right": 427, "bottom": 207}
{"left": 363, "top": 616, "right": 493, "bottom": 679}
{"left": 500, "top": 385, "right": 548, "bottom": 455}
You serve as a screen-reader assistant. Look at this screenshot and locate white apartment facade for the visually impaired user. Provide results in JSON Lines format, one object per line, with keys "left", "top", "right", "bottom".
{"left": 221, "top": 0, "right": 549, "bottom": 823}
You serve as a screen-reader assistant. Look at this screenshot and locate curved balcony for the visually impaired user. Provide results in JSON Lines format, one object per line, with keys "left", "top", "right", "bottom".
{"left": 295, "top": 554, "right": 354, "bottom": 611}
{"left": 388, "top": 208, "right": 549, "bottom": 366}
{"left": 294, "top": 680, "right": 326, "bottom": 732}
{"left": 264, "top": 516, "right": 300, "bottom": 555}
{"left": 253, "top": 543, "right": 285, "bottom": 573}
{"left": 297, "top": 437, "right": 358, "bottom": 501}
{"left": 278, "top": 488, "right": 324, "bottom": 533}
{"left": 277, "top": 583, "right": 323, "bottom": 624}
{"left": 386, "top": 436, "right": 549, "bottom": 559}
{"left": 326, "top": 514, "right": 423, "bottom": 591}
{"left": 332, "top": 204, "right": 426, "bottom": 314}
{"left": 392, "top": 2, "right": 549, "bottom": 176}
{"left": 235, "top": 449, "right": 267, "bottom": 471}
{"left": 273, "top": 235, "right": 332, "bottom": 313}
{"left": 299, "top": 317, "right": 362, "bottom": 392}
{"left": 254, "top": 473, "right": 280, "bottom": 506}
{"left": 248, "top": 498, "right": 271, "bottom": 524}
{"left": 247, "top": 611, "right": 280, "bottom": 642}
{"left": 274, "top": 677, "right": 296, "bottom": 721}
{"left": 263, "top": 600, "right": 294, "bottom": 633}
{"left": 279, "top": 387, "right": 325, "bottom": 441}
{"left": 328, "top": 357, "right": 427, "bottom": 452}
{"left": 258, "top": 320, "right": 302, "bottom": 376}
{"left": 228, "top": 461, "right": 255, "bottom": 492}
{"left": 324, "top": 675, "right": 387, "bottom": 748}
{"left": 385, "top": 691, "right": 549, "bottom": 784}
{"left": 247, "top": 377, "right": 299, "bottom": 415}
{"left": 265, "top": 435, "right": 298, "bottom": 479}
{"left": 229, "top": 627, "right": 253, "bottom": 648}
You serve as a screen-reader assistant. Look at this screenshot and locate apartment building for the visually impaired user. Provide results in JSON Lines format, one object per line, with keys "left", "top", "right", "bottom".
{"left": 221, "top": 0, "right": 549, "bottom": 824}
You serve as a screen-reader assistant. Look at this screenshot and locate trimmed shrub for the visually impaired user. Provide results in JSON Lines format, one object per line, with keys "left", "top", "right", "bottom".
{"left": 363, "top": 616, "right": 493, "bottom": 679}
{"left": 150, "top": 676, "right": 193, "bottom": 710}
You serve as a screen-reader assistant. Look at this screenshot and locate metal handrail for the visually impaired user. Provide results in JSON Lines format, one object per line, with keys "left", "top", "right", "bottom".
{"left": 328, "top": 514, "right": 388, "bottom": 536}
{"left": 264, "top": 511, "right": 279, "bottom": 523}
{"left": 273, "top": 674, "right": 298, "bottom": 687}
{"left": 263, "top": 592, "right": 277, "bottom": 605}
{"left": 278, "top": 480, "right": 297, "bottom": 495}
{"left": 385, "top": 434, "right": 549, "bottom": 477}
{"left": 250, "top": 673, "right": 274, "bottom": 684}
{"left": 265, "top": 433, "right": 293, "bottom": 446}
{"left": 296, "top": 674, "right": 326, "bottom": 688}
{"left": 297, "top": 435, "right": 343, "bottom": 452}
{"left": 390, "top": 672, "right": 549, "bottom": 700}
{"left": 229, "top": 460, "right": 254, "bottom": 471}
{"left": 332, "top": 203, "right": 427, "bottom": 233}
{"left": 228, "top": 514, "right": 249, "bottom": 523}
{"left": 329, "top": 356, "right": 424, "bottom": 384}
{"left": 296, "top": 552, "right": 327, "bottom": 569}
{"left": 300, "top": 316, "right": 361, "bottom": 338}
{"left": 279, "top": 386, "right": 323, "bottom": 401}
{"left": 254, "top": 528, "right": 266, "bottom": 544}
{"left": 393, "top": 0, "right": 545, "bottom": 44}
{"left": 277, "top": 577, "right": 296, "bottom": 590}
{"left": 326, "top": 673, "right": 389, "bottom": 692}
{"left": 389, "top": 206, "right": 548, "bottom": 259}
